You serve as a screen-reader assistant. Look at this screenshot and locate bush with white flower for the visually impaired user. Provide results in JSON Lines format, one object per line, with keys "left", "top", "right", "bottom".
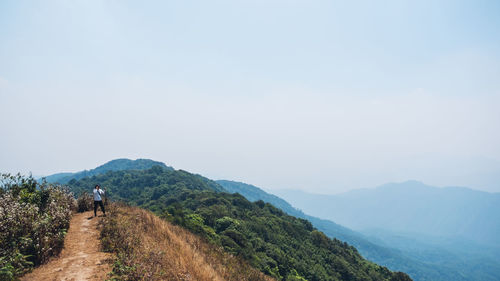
{"left": 0, "top": 174, "right": 75, "bottom": 280}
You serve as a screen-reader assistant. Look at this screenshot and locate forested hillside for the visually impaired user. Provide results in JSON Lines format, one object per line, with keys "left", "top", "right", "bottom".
{"left": 67, "top": 166, "right": 411, "bottom": 281}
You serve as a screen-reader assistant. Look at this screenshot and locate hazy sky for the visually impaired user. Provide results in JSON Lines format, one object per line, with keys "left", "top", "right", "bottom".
{"left": 1, "top": 0, "right": 499, "bottom": 193}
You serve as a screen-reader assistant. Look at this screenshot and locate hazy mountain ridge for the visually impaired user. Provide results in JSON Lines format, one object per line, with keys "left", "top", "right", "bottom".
{"left": 274, "top": 181, "right": 500, "bottom": 246}
{"left": 274, "top": 181, "right": 500, "bottom": 281}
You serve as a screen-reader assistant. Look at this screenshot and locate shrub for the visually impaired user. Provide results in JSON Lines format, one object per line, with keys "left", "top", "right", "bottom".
{"left": 77, "top": 192, "right": 93, "bottom": 212}
{"left": 0, "top": 174, "right": 74, "bottom": 280}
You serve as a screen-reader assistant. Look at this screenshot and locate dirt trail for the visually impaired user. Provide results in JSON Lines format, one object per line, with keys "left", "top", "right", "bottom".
{"left": 22, "top": 211, "right": 112, "bottom": 281}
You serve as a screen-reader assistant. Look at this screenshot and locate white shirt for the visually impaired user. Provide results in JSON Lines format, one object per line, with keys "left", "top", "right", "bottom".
{"left": 93, "top": 189, "right": 105, "bottom": 201}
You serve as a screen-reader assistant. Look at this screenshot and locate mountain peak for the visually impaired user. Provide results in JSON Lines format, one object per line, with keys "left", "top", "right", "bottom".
{"left": 44, "top": 158, "right": 173, "bottom": 184}
{"left": 94, "top": 158, "right": 170, "bottom": 171}
{"left": 377, "top": 180, "right": 432, "bottom": 191}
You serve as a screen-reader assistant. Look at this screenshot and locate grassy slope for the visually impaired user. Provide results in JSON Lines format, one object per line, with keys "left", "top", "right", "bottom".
{"left": 100, "top": 204, "right": 275, "bottom": 281}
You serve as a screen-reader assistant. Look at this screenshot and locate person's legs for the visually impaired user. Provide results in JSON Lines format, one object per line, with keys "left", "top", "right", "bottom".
{"left": 98, "top": 200, "right": 105, "bottom": 215}
{"left": 94, "top": 200, "right": 98, "bottom": 216}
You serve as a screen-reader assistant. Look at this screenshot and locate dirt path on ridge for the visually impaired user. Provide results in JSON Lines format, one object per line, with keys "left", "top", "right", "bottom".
{"left": 21, "top": 211, "right": 112, "bottom": 281}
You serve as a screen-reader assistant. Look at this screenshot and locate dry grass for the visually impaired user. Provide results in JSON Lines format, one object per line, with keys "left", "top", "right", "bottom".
{"left": 99, "top": 204, "right": 275, "bottom": 281}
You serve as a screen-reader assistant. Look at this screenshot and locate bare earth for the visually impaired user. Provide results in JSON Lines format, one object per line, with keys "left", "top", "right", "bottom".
{"left": 22, "top": 211, "right": 112, "bottom": 281}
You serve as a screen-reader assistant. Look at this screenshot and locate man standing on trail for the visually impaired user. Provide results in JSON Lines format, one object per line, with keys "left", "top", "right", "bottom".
{"left": 93, "top": 184, "right": 106, "bottom": 217}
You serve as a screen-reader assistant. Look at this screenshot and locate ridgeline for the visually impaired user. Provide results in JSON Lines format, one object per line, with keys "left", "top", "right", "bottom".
{"left": 66, "top": 164, "right": 411, "bottom": 281}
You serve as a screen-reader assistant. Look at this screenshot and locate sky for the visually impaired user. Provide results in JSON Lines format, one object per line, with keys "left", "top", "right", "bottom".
{"left": 1, "top": 0, "right": 499, "bottom": 193}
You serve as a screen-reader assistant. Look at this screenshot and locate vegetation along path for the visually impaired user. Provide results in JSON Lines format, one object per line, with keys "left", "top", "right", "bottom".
{"left": 21, "top": 211, "right": 111, "bottom": 281}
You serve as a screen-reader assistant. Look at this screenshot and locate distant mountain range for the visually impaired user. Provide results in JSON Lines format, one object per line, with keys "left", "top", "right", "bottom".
{"left": 217, "top": 180, "right": 500, "bottom": 281}
{"left": 273, "top": 181, "right": 500, "bottom": 281}
{"left": 42, "top": 158, "right": 172, "bottom": 184}
{"left": 273, "top": 180, "right": 500, "bottom": 247}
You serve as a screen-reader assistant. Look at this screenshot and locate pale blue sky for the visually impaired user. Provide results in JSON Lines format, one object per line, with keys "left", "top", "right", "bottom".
{"left": 1, "top": 0, "right": 499, "bottom": 193}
